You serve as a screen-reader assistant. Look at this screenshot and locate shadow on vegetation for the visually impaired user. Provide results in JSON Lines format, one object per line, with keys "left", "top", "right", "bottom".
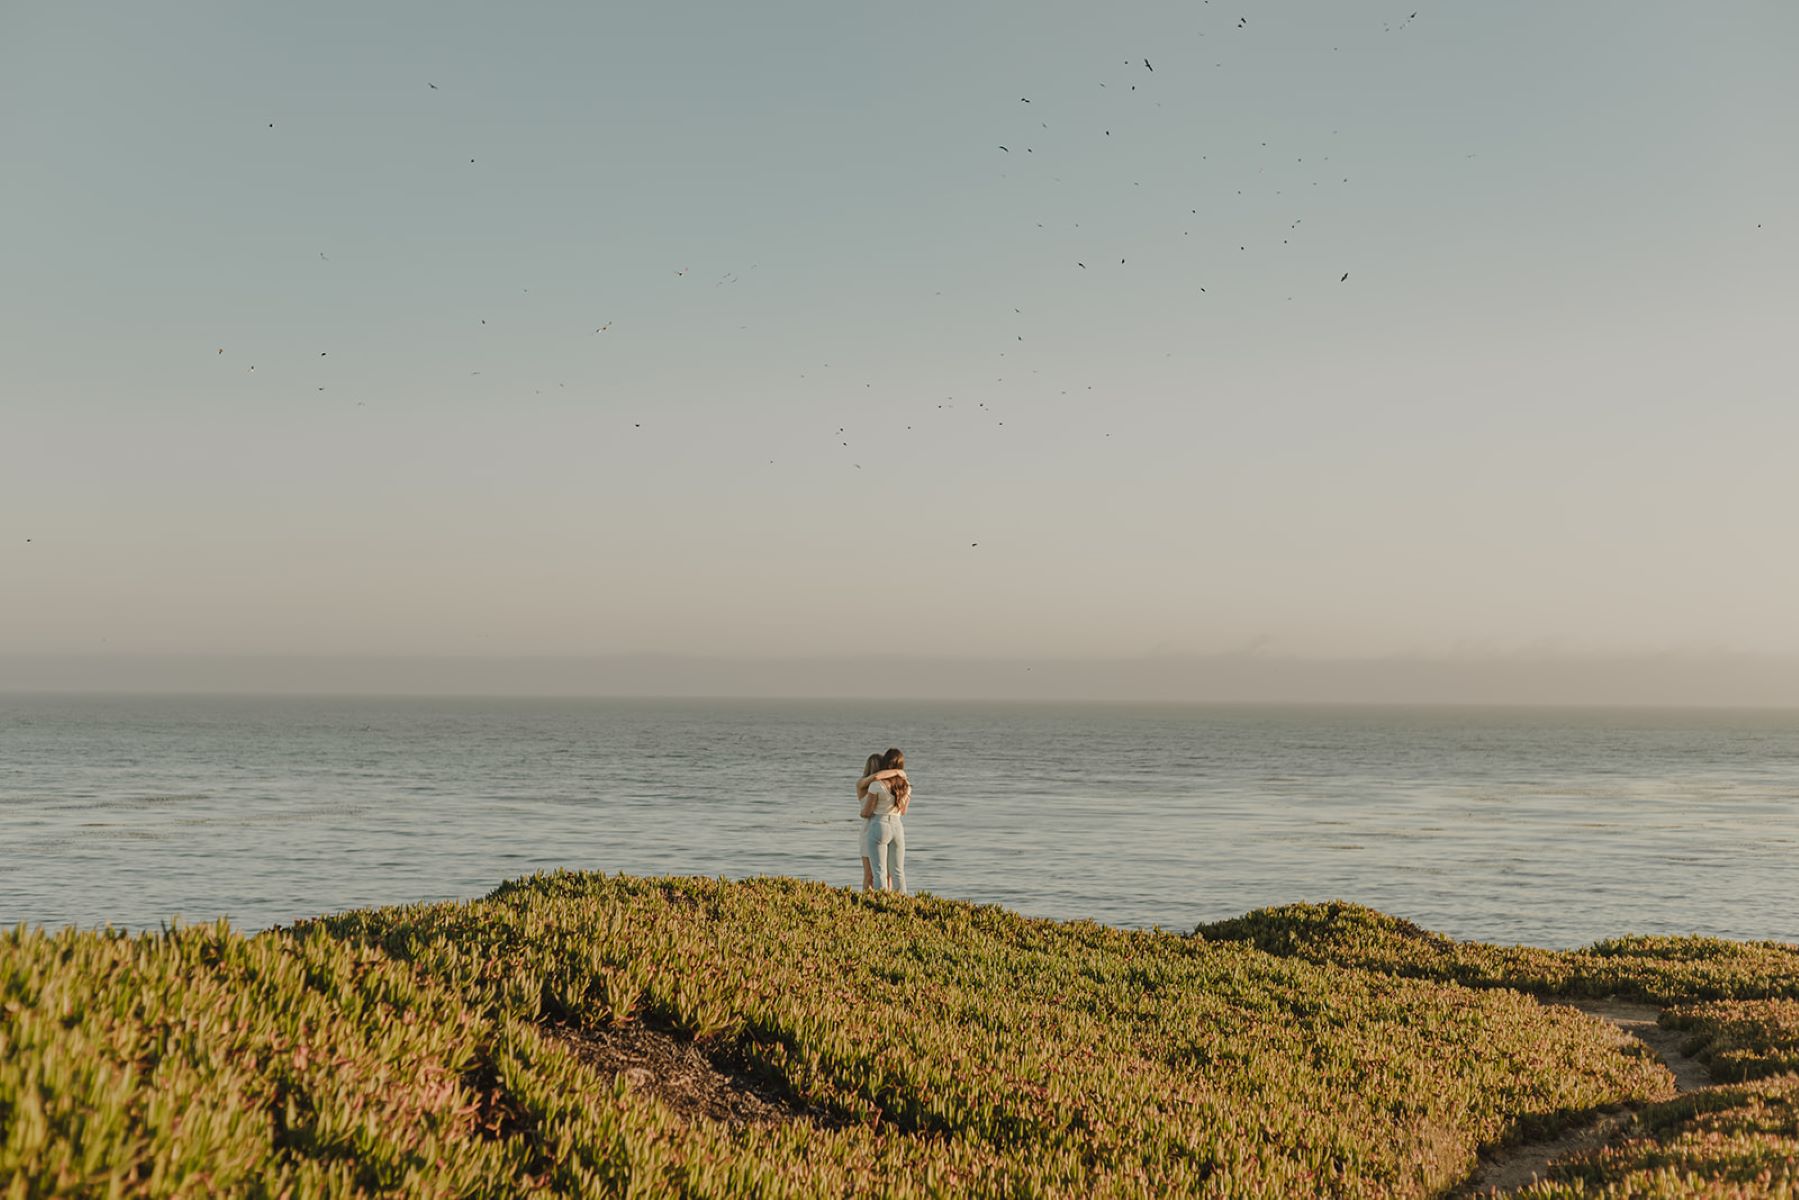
{"left": 462, "top": 1057, "right": 533, "bottom": 1141}
{"left": 544, "top": 1020, "right": 845, "bottom": 1130}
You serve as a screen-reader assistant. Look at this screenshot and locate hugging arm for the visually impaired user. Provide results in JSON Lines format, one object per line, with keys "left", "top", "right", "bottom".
{"left": 858, "top": 770, "right": 906, "bottom": 820}
{"left": 856, "top": 768, "right": 906, "bottom": 794}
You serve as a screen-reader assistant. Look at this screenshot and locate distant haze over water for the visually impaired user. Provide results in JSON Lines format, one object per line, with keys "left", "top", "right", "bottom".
{"left": 4, "top": 694, "right": 1795, "bottom": 947}
{"left": 6, "top": 652, "right": 1799, "bottom": 707}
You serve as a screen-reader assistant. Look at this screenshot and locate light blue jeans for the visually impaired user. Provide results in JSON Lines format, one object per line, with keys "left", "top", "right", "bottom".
{"left": 863, "top": 813, "right": 906, "bottom": 893}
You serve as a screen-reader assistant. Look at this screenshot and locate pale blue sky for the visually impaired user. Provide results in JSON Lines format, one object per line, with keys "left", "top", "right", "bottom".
{"left": 4, "top": 2, "right": 1797, "bottom": 667}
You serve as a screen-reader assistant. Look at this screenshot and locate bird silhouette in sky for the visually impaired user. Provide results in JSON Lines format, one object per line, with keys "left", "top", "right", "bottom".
{"left": 211, "top": 15, "right": 1434, "bottom": 480}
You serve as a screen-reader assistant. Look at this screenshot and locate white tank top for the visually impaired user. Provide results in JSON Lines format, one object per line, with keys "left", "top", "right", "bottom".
{"left": 866, "top": 780, "right": 899, "bottom": 816}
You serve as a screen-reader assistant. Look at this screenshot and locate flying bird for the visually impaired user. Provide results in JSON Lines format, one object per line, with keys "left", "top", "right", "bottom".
{"left": 1340, "top": 272, "right": 1349, "bottom": 281}
{"left": 1145, "top": 58, "right": 1153, "bottom": 71}
{"left": 428, "top": 82, "right": 438, "bottom": 89}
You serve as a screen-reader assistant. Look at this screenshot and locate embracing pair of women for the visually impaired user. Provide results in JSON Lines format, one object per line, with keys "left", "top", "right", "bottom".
{"left": 856, "top": 747, "right": 910, "bottom": 893}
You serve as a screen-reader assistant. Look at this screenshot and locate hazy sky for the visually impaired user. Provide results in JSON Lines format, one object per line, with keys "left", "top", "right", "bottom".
{"left": 5, "top": 2, "right": 1797, "bottom": 669}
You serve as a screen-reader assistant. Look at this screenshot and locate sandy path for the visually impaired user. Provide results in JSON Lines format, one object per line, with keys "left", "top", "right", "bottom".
{"left": 1568, "top": 1000, "right": 1711, "bottom": 1094}
{"left": 1454, "top": 999, "right": 1709, "bottom": 1197}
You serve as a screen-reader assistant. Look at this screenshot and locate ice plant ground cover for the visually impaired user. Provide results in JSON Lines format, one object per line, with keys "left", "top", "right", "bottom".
{"left": 1195, "top": 901, "right": 1799, "bottom": 1005}
{"left": 0, "top": 874, "right": 1791, "bottom": 1197}
{"left": 1199, "top": 902, "right": 1799, "bottom": 1197}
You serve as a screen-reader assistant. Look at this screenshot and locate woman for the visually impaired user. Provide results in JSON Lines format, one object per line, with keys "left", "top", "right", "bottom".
{"left": 855, "top": 753, "right": 887, "bottom": 889}
{"left": 858, "top": 747, "right": 910, "bottom": 894}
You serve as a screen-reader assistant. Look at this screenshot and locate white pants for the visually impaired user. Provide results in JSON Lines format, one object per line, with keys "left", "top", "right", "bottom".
{"left": 863, "top": 814, "right": 906, "bottom": 893}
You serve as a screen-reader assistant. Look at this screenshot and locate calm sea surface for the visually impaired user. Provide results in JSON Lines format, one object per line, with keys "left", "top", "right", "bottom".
{"left": 2, "top": 695, "right": 1795, "bottom": 947}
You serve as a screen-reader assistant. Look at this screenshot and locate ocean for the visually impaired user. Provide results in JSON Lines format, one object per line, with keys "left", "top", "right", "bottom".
{"left": 3, "top": 694, "right": 1795, "bottom": 947}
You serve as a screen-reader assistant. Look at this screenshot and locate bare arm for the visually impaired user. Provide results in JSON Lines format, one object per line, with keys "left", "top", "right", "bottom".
{"left": 856, "top": 768, "right": 906, "bottom": 793}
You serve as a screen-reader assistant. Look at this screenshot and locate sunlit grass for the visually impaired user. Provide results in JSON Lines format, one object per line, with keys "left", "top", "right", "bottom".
{"left": 1202, "top": 901, "right": 1799, "bottom": 1196}
{"left": 1665, "top": 999, "right": 1799, "bottom": 1084}
{"left": 9, "top": 877, "right": 1790, "bottom": 1197}
{"left": 1508, "top": 1075, "right": 1799, "bottom": 1198}
{"left": 1195, "top": 901, "right": 1799, "bottom": 1005}
{"left": 310, "top": 873, "right": 1673, "bottom": 1196}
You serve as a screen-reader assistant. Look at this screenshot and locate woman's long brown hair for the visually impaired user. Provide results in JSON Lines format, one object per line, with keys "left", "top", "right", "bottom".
{"left": 882, "top": 747, "right": 910, "bottom": 807}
